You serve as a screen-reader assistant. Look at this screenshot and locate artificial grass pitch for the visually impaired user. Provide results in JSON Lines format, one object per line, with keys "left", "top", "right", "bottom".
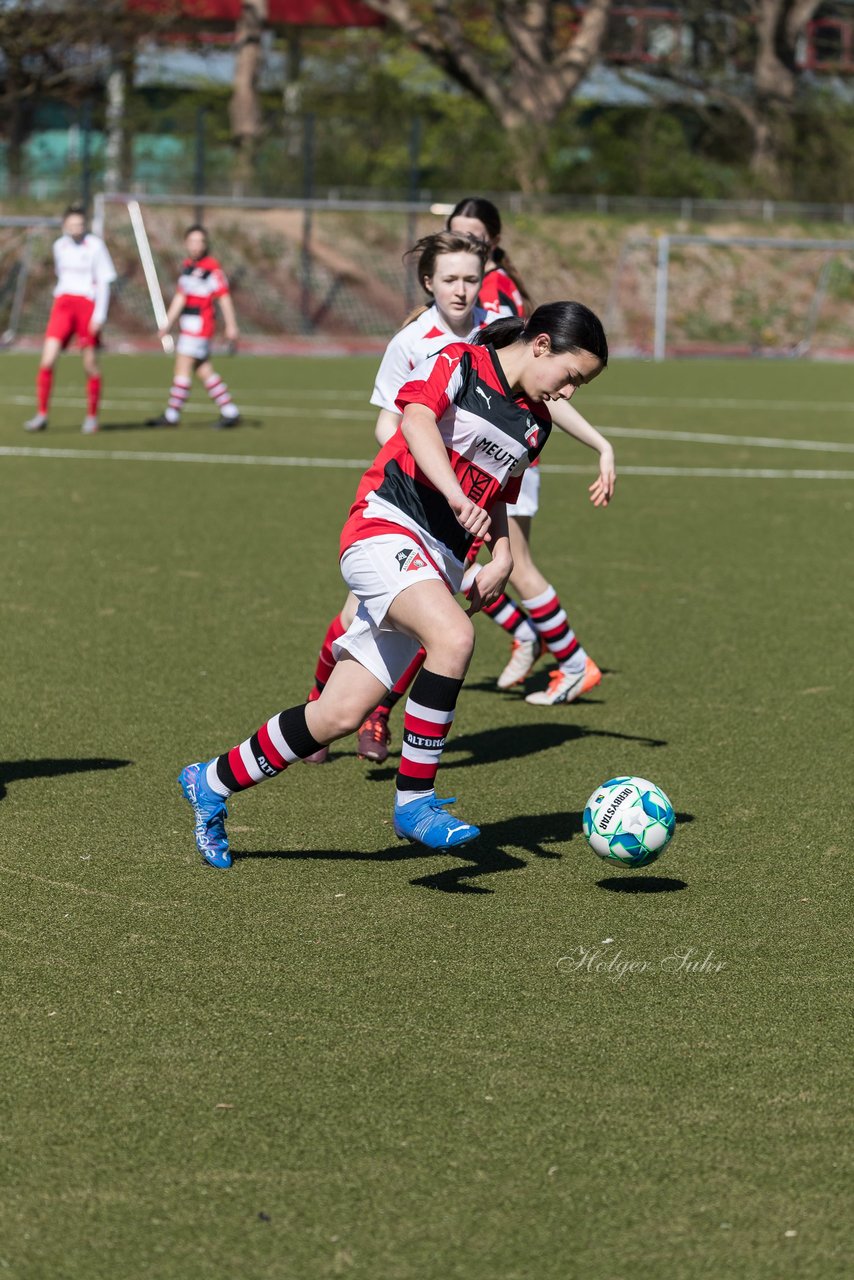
{"left": 0, "top": 352, "right": 852, "bottom": 1279}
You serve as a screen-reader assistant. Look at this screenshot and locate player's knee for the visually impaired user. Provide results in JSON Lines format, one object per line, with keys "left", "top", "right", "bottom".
{"left": 314, "top": 696, "right": 369, "bottom": 742}
{"left": 430, "top": 616, "right": 475, "bottom": 672}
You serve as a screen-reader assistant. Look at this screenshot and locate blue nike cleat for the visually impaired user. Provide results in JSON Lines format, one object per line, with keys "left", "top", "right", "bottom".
{"left": 178, "top": 761, "right": 232, "bottom": 868}
{"left": 393, "top": 794, "right": 480, "bottom": 849}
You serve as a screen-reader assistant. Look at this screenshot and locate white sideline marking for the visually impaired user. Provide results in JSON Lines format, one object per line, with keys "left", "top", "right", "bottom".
{"left": 596, "top": 425, "right": 854, "bottom": 454}
{"left": 589, "top": 394, "right": 854, "bottom": 413}
{"left": 1, "top": 444, "right": 852, "bottom": 480}
{"left": 3, "top": 392, "right": 853, "bottom": 451}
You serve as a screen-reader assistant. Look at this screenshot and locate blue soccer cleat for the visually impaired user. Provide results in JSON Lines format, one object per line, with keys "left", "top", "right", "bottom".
{"left": 179, "top": 761, "right": 232, "bottom": 868}
{"left": 393, "top": 794, "right": 480, "bottom": 849}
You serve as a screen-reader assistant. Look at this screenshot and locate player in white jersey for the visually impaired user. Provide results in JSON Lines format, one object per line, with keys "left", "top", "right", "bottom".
{"left": 24, "top": 204, "right": 117, "bottom": 435}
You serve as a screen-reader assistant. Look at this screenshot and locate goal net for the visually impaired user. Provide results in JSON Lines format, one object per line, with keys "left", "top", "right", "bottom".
{"left": 0, "top": 216, "right": 62, "bottom": 347}
{"left": 93, "top": 193, "right": 443, "bottom": 353}
{"left": 606, "top": 233, "right": 854, "bottom": 359}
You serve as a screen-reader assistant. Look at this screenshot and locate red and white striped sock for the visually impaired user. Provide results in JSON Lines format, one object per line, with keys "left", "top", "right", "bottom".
{"left": 204, "top": 372, "right": 238, "bottom": 419}
{"left": 482, "top": 592, "right": 537, "bottom": 643}
{"left": 205, "top": 704, "right": 323, "bottom": 798}
{"left": 310, "top": 613, "right": 347, "bottom": 699}
{"left": 166, "top": 374, "right": 191, "bottom": 424}
{"left": 395, "top": 669, "right": 463, "bottom": 806}
{"left": 523, "top": 584, "right": 586, "bottom": 671}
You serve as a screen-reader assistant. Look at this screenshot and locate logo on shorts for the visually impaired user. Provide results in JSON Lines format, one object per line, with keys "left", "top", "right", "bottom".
{"left": 395, "top": 547, "right": 428, "bottom": 573}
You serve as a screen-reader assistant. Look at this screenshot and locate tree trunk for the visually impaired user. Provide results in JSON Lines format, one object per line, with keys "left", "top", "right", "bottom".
{"left": 229, "top": 0, "right": 267, "bottom": 195}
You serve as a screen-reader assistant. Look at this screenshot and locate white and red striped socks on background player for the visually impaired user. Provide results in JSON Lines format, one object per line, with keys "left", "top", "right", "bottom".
{"left": 163, "top": 372, "right": 239, "bottom": 424}
{"left": 522, "top": 584, "right": 587, "bottom": 672}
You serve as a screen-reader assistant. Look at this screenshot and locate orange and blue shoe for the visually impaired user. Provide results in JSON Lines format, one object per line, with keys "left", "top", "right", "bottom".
{"left": 178, "top": 761, "right": 231, "bottom": 868}
{"left": 524, "top": 656, "right": 602, "bottom": 706}
{"left": 393, "top": 794, "right": 479, "bottom": 849}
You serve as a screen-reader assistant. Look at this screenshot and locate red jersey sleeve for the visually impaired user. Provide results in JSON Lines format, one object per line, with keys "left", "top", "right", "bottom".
{"left": 395, "top": 345, "right": 467, "bottom": 418}
{"left": 207, "top": 257, "right": 230, "bottom": 298}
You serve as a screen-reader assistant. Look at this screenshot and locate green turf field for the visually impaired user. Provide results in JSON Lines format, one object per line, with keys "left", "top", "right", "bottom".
{"left": 1, "top": 352, "right": 852, "bottom": 1279}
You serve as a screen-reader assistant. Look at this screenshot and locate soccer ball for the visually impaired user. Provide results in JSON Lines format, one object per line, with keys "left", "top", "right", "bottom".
{"left": 583, "top": 776, "right": 676, "bottom": 868}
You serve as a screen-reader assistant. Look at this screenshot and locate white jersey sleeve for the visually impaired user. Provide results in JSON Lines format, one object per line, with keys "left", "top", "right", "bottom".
{"left": 370, "top": 327, "right": 414, "bottom": 414}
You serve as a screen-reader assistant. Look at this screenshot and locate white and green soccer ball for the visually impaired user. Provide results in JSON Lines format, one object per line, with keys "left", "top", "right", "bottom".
{"left": 583, "top": 776, "right": 676, "bottom": 868}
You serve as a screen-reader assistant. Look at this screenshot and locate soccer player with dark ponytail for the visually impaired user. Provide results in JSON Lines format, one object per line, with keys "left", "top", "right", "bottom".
{"left": 449, "top": 198, "right": 616, "bottom": 704}
{"left": 447, "top": 196, "right": 531, "bottom": 319}
{"left": 178, "top": 301, "right": 609, "bottom": 869}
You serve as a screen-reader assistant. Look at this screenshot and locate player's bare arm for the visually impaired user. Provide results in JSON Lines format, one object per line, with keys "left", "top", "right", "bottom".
{"left": 374, "top": 408, "right": 401, "bottom": 449}
{"left": 467, "top": 502, "right": 513, "bottom": 614}
{"left": 547, "top": 398, "right": 616, "bottom": 507}
{"left": 160, "top": 290, "right": 186, "bottom": 336}
{"left": 218, "top": 293, "right": 239, "bottom": 343}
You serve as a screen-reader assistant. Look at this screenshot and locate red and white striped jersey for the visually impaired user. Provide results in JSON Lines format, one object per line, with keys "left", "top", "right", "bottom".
{"left": 176, "top": 255, "right": 230, "bottom": 338}
{"left": 370, "top": 303, "right": 489, "bottom": 413}
{"left": 479, "top": 266, "right": 525, "bottom": 319}
{"left": 341, "top": 342, "right": 552, "bottom": 574}
{"left": 52, "top": 234, "right": 117, "bottom": 321}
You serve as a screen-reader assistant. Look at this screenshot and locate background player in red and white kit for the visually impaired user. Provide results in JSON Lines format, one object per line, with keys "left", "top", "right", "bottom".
{"left": 24, "top": 203, "right": 117, "bottom": 435}
{"left": 178, "top": 301, "right": 609, "bottom": 869}
{"left": 447, "top": 196, "right": 530, "bottom": 320}
{"left": 146, "top": 225, "right": 240, "bottom": 428}
{"left": 449, "top": 195, "right": 615, "bottom": 705}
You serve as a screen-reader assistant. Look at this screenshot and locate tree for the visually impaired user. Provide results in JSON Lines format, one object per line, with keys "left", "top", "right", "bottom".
{"left": 625, "top": 0, "right": 823, "bottom": 193}
{"left": 357, "top": 0, "right": 613, "bottom": 191}
{"left": 229, "top": 0, "right": 268, "bottom": 194}
{"left": 0, "top": 0, "right": 183, "bottom": 197}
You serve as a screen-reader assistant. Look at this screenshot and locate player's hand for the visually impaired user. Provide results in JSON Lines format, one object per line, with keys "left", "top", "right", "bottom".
{"left": 465, "top": 555, "right": 512, "bottom": 614}
{"left": 449, "top": 491, "right": 491, "bottom": 542}
{"left": 589, "top": 446, "right": 616, "bottom": 507}
{"left": 89, "top": 320, "right": 102, "bottom": 337}
{"left": 157, "top": 325, "right": 169, "bottom": 339}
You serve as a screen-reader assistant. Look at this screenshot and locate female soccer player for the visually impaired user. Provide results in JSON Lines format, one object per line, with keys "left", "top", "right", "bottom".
{"left": 24, "top": 203, "right": 117, "bottom": 435}
{"left": 448, "top": 196, "right": 614, "bottom": 704}
{"left": 146, "top": 225, "right": 241, "bottom": 428}
{"left": 305, "top": 229, "right": 491, "bottom": 763}
{"left": 446, "top": 196, "right": 530, "bottom": 320}
{"left": 178, "top": 301, "right": 608, "bottom": 869}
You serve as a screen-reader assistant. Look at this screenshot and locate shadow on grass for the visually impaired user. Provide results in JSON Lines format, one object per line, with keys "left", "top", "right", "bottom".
{"left": 100, "top": 418, "right": 264, "bottom": 433}
{"left": 0, "top": 757, "right": 132, "bottom": 801}
{"left": 596, "top": 876, "right": 687, "bottom": 893}
{"left": 237, "top": 809, "right": 578, "bottom": 895}
{"left": 362, "top": 720, "right": 667, "bottom": 783}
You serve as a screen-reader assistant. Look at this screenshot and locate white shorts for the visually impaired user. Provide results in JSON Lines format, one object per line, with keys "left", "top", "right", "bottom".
{"left": 176, "top": 333, "right": 212, "bottom": 361}
{"left": 334, "top": 534, "right": 464, "bottom": 688}
{"left": 507, "top": 466, "right": 540, "bottom": 519}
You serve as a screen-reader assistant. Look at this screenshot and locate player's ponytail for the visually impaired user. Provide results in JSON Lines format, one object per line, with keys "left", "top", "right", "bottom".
{"left": 397, "top": 231, "right": 489, "bottom": 331}
{"left": 446, "top": 196, "right": 532, "bottom": 312}
{"left": 474, "top": 302, "right": 608, "bottom": 365}
{"left": 472, "top": 316, "right": 526, "bottom": 348}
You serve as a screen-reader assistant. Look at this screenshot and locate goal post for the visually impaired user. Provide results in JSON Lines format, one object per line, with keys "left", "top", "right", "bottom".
{"left": 607, "top": 232, "right": 854, "bottom": 359}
